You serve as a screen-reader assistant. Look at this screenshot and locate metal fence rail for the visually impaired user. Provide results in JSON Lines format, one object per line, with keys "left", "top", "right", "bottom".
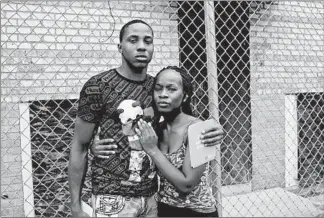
{"left": 1, "top": 1, "right": 323, "bottom": 217}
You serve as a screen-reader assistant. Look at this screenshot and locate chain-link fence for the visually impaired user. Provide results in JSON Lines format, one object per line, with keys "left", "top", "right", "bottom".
{"left": 1, "top": 1, "right": 323, "bottom": 217}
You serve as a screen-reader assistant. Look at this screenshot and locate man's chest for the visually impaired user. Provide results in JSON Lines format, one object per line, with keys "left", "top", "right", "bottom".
{"left": 102, "top": 84, "right": 153, "bottom": 117}
{"left": 98, "top": 81, "right": 155, "bottom": 144}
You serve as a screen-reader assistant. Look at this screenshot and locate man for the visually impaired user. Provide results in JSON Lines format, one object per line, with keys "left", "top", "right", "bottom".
{"left": 68, "top": 19, "right": 224, "bottom": 217}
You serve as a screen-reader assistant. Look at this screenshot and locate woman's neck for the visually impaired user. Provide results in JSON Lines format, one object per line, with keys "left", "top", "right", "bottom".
{"left": 162, "top": 108, "right": 187, "bottom": 131}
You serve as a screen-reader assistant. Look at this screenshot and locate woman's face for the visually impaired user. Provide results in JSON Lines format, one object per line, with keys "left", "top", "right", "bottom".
{"left": 154, "top": 69, "right": 185, "bottom": 113}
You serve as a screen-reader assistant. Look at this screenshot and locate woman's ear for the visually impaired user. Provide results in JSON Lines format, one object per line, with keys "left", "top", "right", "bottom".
{"left": 183, "top": 94, "right": 188, "bottom": 103}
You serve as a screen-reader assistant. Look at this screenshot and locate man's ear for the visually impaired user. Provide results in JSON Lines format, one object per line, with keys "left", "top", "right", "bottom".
{"left": 118, "top": 44, "right": 122, "bottom": 53}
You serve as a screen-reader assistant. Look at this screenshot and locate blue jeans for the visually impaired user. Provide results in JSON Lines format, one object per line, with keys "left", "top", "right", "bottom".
{"left": 91, "top": 194, "right": 158, "bottom": 217}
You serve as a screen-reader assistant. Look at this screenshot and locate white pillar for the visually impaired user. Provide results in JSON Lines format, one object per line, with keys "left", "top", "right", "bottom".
{"left": 19, "top": 103, "right": 35, "bottom": 217}
{"left": 285, "top": 95, "right": 299, "bottom": 188}
{"left": 204, "top": 1, "right": 222, "bottom": 216}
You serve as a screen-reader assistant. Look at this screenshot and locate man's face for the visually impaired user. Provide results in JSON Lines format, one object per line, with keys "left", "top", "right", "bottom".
{"left": 119, "top": 23, "right": 154, "bottom": 69}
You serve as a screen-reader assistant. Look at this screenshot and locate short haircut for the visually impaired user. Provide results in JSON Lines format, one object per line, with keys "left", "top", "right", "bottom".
{"left": 119, "top": 19, "right": 154, "bottom": 42}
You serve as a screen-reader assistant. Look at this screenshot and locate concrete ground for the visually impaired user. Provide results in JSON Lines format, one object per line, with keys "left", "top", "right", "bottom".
{"left": 222, "top": 187, "right": 323, "bottom": 217}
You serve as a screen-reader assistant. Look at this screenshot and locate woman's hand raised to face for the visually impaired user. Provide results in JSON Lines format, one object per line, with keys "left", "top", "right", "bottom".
{"left": 135, "top": 119, "right": 159, "bottom": 155}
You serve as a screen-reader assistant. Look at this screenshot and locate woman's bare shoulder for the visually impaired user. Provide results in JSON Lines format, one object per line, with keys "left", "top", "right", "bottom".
{"left": 186, "top": 115, "right": 202, "bottom": 125}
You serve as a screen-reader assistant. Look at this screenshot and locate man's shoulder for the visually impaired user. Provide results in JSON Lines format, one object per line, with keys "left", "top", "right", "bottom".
{"left": 83, "top": 69, "right": 116, "bottom": 85}
{"left": 145, "top": 74, "right": 155, "bottom": 87}
{"left": 146, "top": 73, "right": 154, "bottom": 80}
{"left": 90, "top": 69, "right": 116, "bottom": 81}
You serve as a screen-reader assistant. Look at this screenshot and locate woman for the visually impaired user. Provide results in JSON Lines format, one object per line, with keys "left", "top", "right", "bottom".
{"left": 135, "top": 66, "right": 218, "bottom": 217}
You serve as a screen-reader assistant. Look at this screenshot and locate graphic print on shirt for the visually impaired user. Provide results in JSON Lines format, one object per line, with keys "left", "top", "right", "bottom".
{"left": 117, "top": 99, "right": 156, "bottom": 185}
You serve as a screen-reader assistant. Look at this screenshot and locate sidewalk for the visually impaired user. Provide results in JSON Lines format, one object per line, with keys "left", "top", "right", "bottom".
{"left": 222, "top": 187, "right": 322, "bottom": 217}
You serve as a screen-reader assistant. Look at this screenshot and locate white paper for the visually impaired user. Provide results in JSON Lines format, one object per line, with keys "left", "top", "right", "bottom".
{"left": 188, "top": 119, "right": 218, "bottom": 168}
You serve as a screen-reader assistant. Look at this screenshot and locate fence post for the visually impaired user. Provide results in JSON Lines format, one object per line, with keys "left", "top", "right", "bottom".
{"left": 204, "top": 1, "right": 222, "bottom": 216}
{"left": 19, "top": 103, "right": 35, "bottom": 217}
{"left": 285, "top": 94, "right": 299, "bottom": 188}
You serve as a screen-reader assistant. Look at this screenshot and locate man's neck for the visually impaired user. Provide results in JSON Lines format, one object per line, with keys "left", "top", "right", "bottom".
{"left": 117, "top": 64, "right": 147, "bottom": 82}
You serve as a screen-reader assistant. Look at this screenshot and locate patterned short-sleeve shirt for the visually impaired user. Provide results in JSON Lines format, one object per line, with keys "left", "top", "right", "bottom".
{"left": 77, "top": 69, "right": 158, "bottom": 197}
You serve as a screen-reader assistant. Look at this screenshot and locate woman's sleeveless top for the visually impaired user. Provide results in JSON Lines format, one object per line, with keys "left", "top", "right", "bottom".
{"left": 155, "top": 125, "right": 217, "bottom": 213}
